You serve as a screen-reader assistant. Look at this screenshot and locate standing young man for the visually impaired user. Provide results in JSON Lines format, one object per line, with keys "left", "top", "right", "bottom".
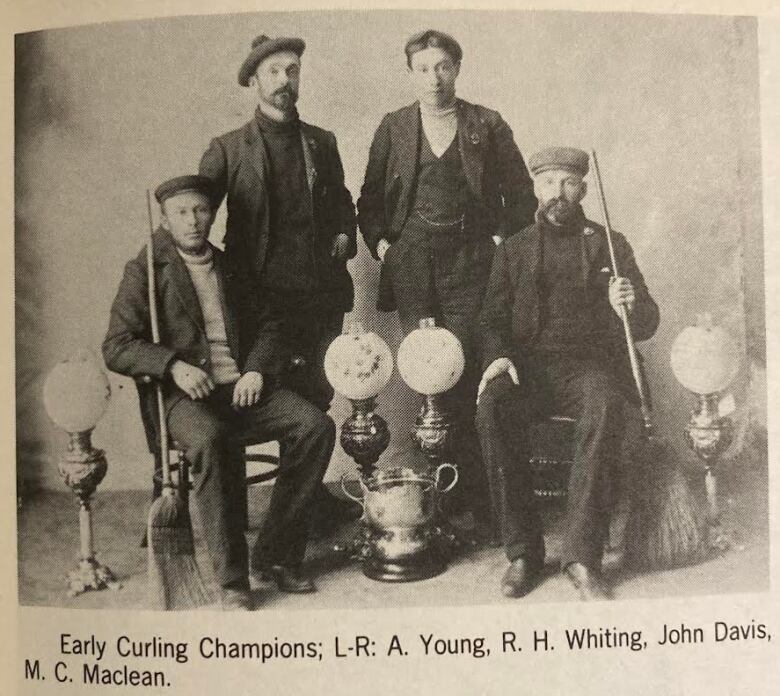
{"left": 358, "top": 29, "right": 537, "bottom": 534}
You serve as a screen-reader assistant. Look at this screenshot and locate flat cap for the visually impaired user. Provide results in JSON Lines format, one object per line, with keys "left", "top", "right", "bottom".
{"left": 154, "top": 175, "right": 218, "bottom": 206}
{"left": 238, "top": 35, "right": 305, "bottom": 86}
{"left": 405, "top": 29, "right": 462, "bottom": 64}
{"left": 528, "top": 147, "right": 590, "bottom": 177}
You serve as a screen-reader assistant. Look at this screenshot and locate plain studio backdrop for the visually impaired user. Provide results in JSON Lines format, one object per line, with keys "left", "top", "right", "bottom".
{"left": 15, "top": 10, "right": 763, "bottom": 492}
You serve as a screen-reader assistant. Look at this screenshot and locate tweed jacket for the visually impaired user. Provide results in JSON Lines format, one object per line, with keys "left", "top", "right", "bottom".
{"left": 102, "top": 229, "right": 285, "bottom": 425}
{"left": 479, "top": 217, "right": 660, "bottom": 393}
{"left": 357, "top": 99, "right": 537, "bottom": 258}
{"left": 199, "top": 113, "right": 357, "bottom": 310}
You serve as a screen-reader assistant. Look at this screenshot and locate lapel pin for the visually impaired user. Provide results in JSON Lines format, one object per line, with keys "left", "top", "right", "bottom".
{"left": 584, "top": 226, "right": 595, "bottom": 236}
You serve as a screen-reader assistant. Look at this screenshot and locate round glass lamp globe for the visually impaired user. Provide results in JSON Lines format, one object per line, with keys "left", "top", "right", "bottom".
{"left": 43, "top": 349, "right": 111, "bottom": 432}
{"left": 324, "top": 324, "right": 393, "bottom": 400}
{"left": 397, "top": 324, "right": 465, "bottom": 395}
{"left": 670, "top": 320, "right": 740, "bottom": 395}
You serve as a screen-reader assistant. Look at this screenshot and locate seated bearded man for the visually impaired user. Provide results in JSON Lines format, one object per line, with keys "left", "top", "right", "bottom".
{"left": 475, "top": 147, "right": 659, "bottom": 600}
{"left": 103, "top": 175, "right": 335, "bottom": 611}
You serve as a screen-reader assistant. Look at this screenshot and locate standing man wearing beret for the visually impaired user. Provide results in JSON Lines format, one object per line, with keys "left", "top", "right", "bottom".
{"left": 103, "top": 176, "right": 337, "bottom": 609}
{"left": 200, "top": 35, "right": 359, "bottom": 531}
{"left": 476, "top": 147, "right": 660, "bottom": 600}
{"left": 357, "top": 29, "right": 538, "bottom": 536}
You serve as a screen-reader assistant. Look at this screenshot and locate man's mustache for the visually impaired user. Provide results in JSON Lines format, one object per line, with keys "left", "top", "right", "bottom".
{"left": 540, "top": 197, "right": 579, "bottom": 220}
{"left": 274, "top": 86, "right": 296, "bottom": 97}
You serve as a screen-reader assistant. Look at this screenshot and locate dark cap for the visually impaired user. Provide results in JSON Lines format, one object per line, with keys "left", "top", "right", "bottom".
{"left": 238, "top": 35, "right": 306, "bottom": 86}
{"left": 154, "top": 175, "right": 218, "bottom": 207}
{"left": 405, "top": 29, "right": 462, "bottom": 66}
{"left": 528, "top": 147, "right": 590, "bottom": 177}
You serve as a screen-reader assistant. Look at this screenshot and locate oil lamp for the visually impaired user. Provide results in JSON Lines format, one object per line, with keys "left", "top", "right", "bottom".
{"left": 398, "top": 318, "right": 465, "bottom": 461}
{"left": 323, "top": 322, "right": 393, "bottom": 478}
{"left": 671, "top": 314, "right": 740, "bottom": 550}
{"left": 42, "top": 349, "right": 119, "bottom": 596}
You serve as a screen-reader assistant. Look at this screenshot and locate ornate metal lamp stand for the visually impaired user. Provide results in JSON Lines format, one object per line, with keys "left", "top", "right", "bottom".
{"left": 685, "top": 393, "right": 734, "bottom": 551}
{"left": 340, "top": 397, "right": 390, "bottom": 480}
{"left": 58, "top": 429, "right": 120, "bottom": 596}
{"left": 412, "top": 394, "right": 455, "bottom": 462}
{"left": 337, "top": 397, "right": 391, "bottom": 559}
{"left": 43, "top": 349, "right": 119, "bottom": 597}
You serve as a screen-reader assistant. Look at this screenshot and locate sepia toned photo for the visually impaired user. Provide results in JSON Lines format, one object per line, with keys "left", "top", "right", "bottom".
{"left": 15, "top": 8, "right": 767, "bottom": 621}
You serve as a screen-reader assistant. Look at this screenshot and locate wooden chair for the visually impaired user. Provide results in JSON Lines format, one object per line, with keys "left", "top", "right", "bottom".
{"left": 136, "top": 379, "right": 281, "bottom": 544}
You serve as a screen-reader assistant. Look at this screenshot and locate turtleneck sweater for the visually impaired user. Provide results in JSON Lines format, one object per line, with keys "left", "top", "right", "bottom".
{"left": 419, "top": 101, "right": 458, "bottom": 158}
{"left": 535, "top": 209, "right": 612, "bottom": 357}
{"left": 255, "top": 107, "right": 317, "bottom": 293}
{"left": 177, "top": 246, "right": 242, "bottom": 384}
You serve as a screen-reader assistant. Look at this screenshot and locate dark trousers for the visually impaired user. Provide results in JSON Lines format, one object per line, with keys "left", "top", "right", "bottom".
{"left": 386, "top": 214, "right": 495, "bottom": 524}
{"left": 475, "top": 355, "right": 624, "bottom": 570}
{"left": 267, "top": 289, "right": 345, "bottom": 413}
{"left": 166, "top": 385, "right": 335, "bottom": 588}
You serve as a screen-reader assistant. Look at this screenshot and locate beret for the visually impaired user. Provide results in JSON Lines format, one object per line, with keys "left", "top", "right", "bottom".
{"left": 238, "top": 35, "right": 306, "bottom": 87}
{"left": 154, "top": 175, "right": 218, "bottom": 206}
{"left": 528, "top": 147, "right": 590, "bottom": 177}
{"left": 405, "top": 29, "right": 462, "bottom": 64}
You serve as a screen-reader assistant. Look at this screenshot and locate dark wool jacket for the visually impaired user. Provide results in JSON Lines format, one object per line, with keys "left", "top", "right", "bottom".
{"left": 199, "top": 112, "right": 357, "bottom": 310}
{"left": 358, "top": 100, "right": 537, "bottom": 312}
{"left": 358, "top": 99, "right": 537, "bottom": 257}
{"left": 479, "top": 217, "right": 660, "bottom": 397}
{"left": 102, "top": 229, "right": 285, "bottom": 437}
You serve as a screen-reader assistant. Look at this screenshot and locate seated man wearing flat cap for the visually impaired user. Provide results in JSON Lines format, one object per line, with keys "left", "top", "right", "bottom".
{"left": 103, "top": 175, "right": 336, "bottom": 610}
{"left": 476, "top": 147, "right": 659, "bottom": 600}
{"left": 200, "top": 34, "right": 359, "bottom": 534}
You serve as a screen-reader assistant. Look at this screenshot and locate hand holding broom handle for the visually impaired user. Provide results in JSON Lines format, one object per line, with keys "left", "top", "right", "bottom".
{"left": 145, "top": 190, "right": 173, "bottom": 491}
{"left": 590, "top": 150, "right": 653, "bottom": 436}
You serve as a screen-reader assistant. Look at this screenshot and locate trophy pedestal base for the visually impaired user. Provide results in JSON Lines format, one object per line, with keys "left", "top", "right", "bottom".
{"left": 362, "top": 553, "right": 447, "bottom": 583}
{"left": 66, "top": 558, "right": 121, "bottom": 597}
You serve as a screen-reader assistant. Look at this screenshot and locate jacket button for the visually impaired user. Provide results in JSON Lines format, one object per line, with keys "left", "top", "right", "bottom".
{"left": 199, "top": 358, "right": 207, "bottom": 366}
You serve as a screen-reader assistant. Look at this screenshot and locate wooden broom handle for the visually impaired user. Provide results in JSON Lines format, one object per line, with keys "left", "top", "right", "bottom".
{"left": 146, "top": 190, "right": 172, "bottom": 488}
{"left": 590, "top": 150, "right": 653, "bottom": 434}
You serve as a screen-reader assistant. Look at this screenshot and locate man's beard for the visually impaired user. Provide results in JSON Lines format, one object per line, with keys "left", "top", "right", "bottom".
{"left": 540, "top": 197, "right": 580, "bottom": 226}
{"left": 268, "top": 86, "right": 298, "bottom": 111}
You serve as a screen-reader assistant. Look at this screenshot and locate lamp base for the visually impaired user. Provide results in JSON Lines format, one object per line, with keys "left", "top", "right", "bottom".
{"left": 67, "top": 557, "right": 121, "bottom": 597}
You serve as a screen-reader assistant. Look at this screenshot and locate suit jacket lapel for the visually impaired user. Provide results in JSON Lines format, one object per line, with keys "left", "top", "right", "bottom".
{"left": 244, "top": 118, "right": 269, "bottom": 187}
{"left": 394, "top": 103, "right": 421, "bottom": 201}
{"left": 300, "top": 124, "right": 317, "bottom": 192}
{"left": 582, "top": 222, "right": 606, "bottom": 273}
{"left": 156, "top": 231, "right": 205, "bottom": 332}
{"left": 456, "top": 101, "right": 486, "bottom": 198}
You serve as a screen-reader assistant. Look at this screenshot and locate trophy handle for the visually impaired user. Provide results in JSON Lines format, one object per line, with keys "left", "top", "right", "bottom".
{"left": 340, "top": 474, "right": 365, "bottom": 507}
{"left": 434, "top": 463, "right": 459, "bottom": 494}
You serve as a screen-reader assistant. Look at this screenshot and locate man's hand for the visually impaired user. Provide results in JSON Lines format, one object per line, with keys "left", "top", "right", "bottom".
{"left": 330, "top": 233, "right": 350, "bottom": 260}
{"left": 477, "top": 358, "right": 519, "bottom": 404}
{"left": 608, "top": 276, "right": 636, "bottom": 315}
{"left": 377, "top": 238, "right": 391, "bottom": 263}
{"left": 170, "top": 360, "right": 215, "bottom": 400}
{"left": 232, "top": 371, "right": 264, "bottom": 409}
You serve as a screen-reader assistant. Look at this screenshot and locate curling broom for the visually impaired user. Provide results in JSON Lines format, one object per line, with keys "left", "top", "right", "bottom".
{"left": 589, "top": 151, "right": 704, "bottom": 569}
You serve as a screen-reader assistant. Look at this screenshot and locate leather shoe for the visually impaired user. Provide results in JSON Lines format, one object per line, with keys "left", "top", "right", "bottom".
{"left": 501, "top": 558, "right": 541, "bottom": 598}
{"left": 564, "top": 563, "right": 610, "bottom": 601}
{"left": 257, "top": 564, "right": 316, "bottom": 594}
{"left": 220, "top": 587, "right": 253, "bottom": 611}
